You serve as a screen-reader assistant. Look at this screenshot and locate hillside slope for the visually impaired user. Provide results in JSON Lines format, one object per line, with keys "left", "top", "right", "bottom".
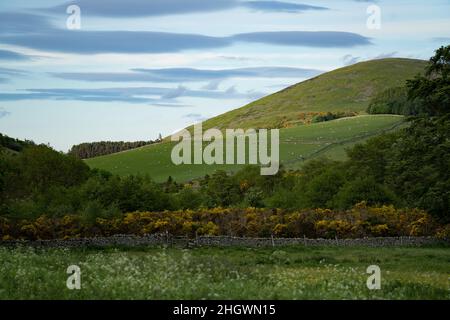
{"left": 202, "top": 58, "right": 426, "bottom": 130}
{"left": 86, "top": 58, "right": 423, "bottom": 181}
{"left": 86, "top": 115, "right": 405, "bottom": 182}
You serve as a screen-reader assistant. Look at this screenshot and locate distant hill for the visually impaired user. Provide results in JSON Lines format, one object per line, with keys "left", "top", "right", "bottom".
{"left": 201, "top": 58, "right": 427, "bottom": 130}
{"left": 86, "top": 58, "right": 426, "bottom": 182}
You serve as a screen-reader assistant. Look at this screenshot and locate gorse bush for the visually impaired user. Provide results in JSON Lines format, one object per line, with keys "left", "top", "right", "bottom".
{"left": 0, "top": 204, "right": 446, "bottom": 241}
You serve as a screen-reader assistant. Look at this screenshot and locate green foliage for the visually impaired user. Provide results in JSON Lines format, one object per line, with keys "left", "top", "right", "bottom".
{"left": 0, "top": 144, "right": 90, "bottom": 203}
{"left": 332, "top": 177, "right": 396, "bottom": 209}
{"left": 407, "top": 45, "right": 450, "bottom": 116}
{"left": 311, "top": 111, "right": 357, "bottom": 123}
{"left": 0, "top": 133, "right": 34, "bottom": 152}
{"left": 301, "top": 165, "right": 347, "bottom": 208}
{"left": 385, "top": 116, "right": 450, "bottom": 218}
{"left": 79, "top": 174, "right": 175, "bottom": 213}
{"left": 78, "top": 200, "right": 122, "bottom": 226}
{"left": 345, "top": 115, "right": 450, "bottom": 219}
{"left": 243, "top": 187, "right": 265, "bottom": 208}
{"left": 347, "top": 133, "right": 398, "bottom": 183}
{"left": 175, "top": 186, "right": 204, "bottom": 210}
{"left": 19, "top": 145, "right": 91, "bottom": 191}
{"left": 0, "top": 156, "right": 11, "bottom": 204}
{"left": 367, "top": 86, "right": 423, "bottom": 115}
{"left": 265, "top": 187, "right": 299, "bottom": 210}
{"left": 203, "top": 171, "right": 242, "bottom": 207}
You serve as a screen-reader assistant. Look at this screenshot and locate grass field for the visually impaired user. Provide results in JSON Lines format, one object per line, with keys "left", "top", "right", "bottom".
{"left": 0, "top": 246, "right": 448, "bottom": 300}
{"left": 86, "top": 115, "right": 406, "bottom": 182}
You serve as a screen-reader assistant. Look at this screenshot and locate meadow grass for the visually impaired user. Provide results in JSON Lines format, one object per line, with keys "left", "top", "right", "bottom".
{"left": 1, "top": 245, "right": 448, "bottom": 300}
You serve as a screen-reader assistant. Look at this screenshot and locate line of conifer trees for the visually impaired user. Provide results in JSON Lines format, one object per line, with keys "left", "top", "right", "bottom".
{"left": 68, "top": 138, "right": 162, "bottom": 159}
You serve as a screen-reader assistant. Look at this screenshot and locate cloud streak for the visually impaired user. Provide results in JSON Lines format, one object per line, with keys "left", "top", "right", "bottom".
{"left": 0, "top": 67, "right": 28, "bottom": 83}
{"left": 0, "top": 67, "right": 29, "bottom": 76}
{"left": 0, "top": 11, "right": 371, "bottom": 54}
{"left": 52, "top": 66, "right": 323, "bottom": 83}
{"left": 0, "top": 31, "right": 231, "bottom": 54}
{"left": 233, "top": 31, "right": 371, "bottom": 48}
{"left": 44, "top": 0, "right": 328, "bottom": 17}
{"left": 45, "top": 0, "right": 235, "bottom": 17}
{"left": 0, "top": 12, "right": 53, "bottom": 34}
{"left": 0, "top": 30, "right": 371, "bottom": 54}
{"left": 0, "top": 86, "right": 267, "bottom": 104}
{"left": 183, "top": 113, "right": 208, "bottom": 122}
{"left": 242, "top": 1, "right": 328, "bottom": 13}
{"left": 0, "top": 49, "right": 32, "bottom": 61}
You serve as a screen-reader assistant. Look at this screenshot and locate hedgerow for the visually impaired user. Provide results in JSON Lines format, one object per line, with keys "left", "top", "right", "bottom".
{"left": 1, "top": 203, "right": 447, "bottom": 240}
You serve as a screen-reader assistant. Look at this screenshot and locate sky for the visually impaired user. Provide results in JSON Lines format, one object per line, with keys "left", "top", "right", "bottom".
{"left": 0, "top": 0, "right": 449, "bottom": 151}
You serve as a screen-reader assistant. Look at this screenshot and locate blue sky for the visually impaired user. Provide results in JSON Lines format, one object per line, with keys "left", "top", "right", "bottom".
{"left": 0, "top": 0, "right": 449, "bottom": 151}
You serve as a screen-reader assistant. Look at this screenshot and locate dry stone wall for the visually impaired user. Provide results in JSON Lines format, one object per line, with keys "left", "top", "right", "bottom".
{"left": 0, "top": 234, "right": 447, "bottom": 248}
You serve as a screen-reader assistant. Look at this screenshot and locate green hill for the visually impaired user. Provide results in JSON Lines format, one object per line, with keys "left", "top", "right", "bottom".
{"left": 86, "top": 115, "right": 405, "bottom": 182}
{"left": 202, "top": 58, "right": 426, "bottom": 130}
{"left": 86, "top": 58, "right": 425, "bottom": 182}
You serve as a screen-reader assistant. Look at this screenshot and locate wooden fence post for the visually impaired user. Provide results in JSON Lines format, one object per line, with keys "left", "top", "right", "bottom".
{"left": 166, "top": 230, "right": 169, "bottom": 247}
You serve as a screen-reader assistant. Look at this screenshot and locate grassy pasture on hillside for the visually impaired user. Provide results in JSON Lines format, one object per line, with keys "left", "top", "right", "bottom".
{"left": 0, "top": 246, "right": 448, "bottom": 300}
{"left": 86, "top": 115, "right": 405, "bottom": 182}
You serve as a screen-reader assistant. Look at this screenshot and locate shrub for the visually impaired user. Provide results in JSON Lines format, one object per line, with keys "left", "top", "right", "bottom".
{"left": 332, "top": 177, "right": 396, "bottom": 209}
{"left": 0, "top": 206, "right": 441, "bottom": 240}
